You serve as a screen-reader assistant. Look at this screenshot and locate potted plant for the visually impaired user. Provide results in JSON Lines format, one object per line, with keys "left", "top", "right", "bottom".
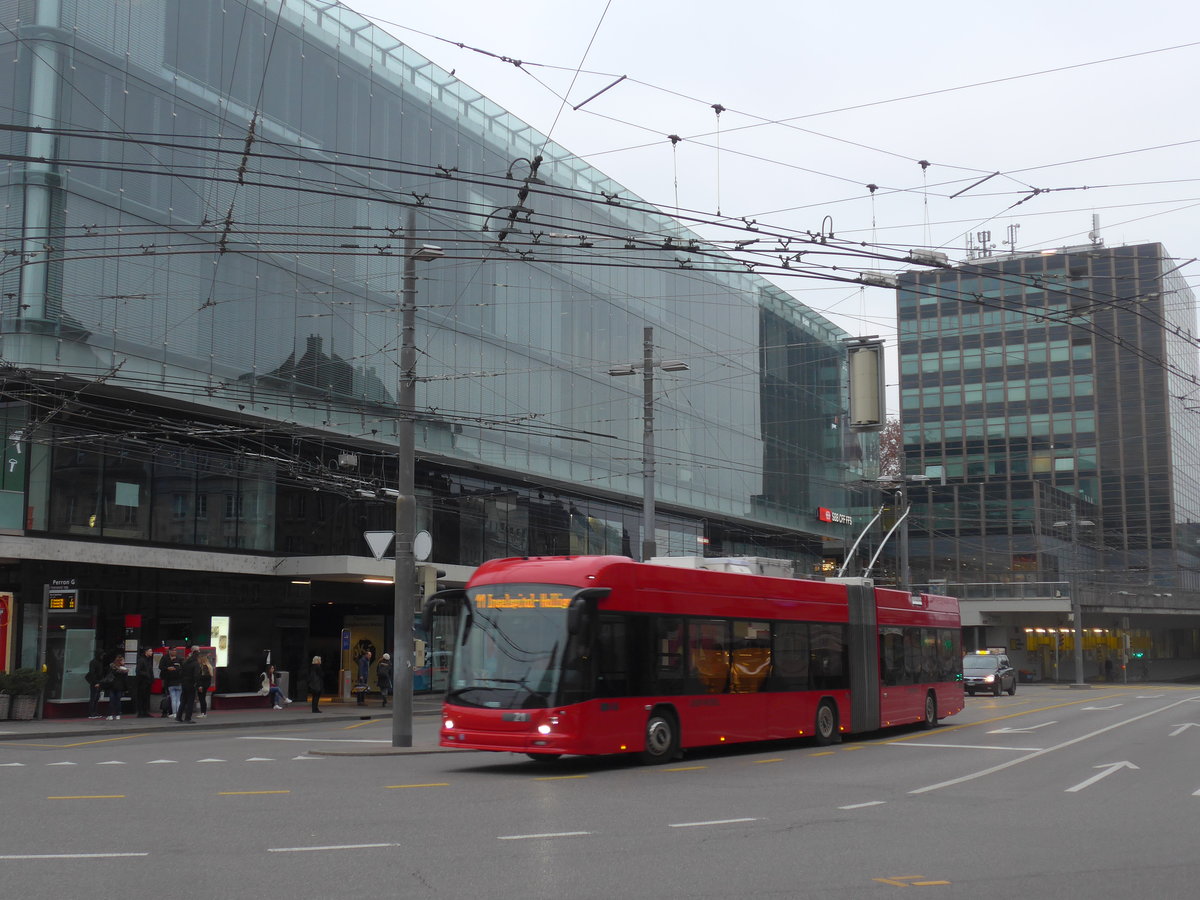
{"left": 7, "top": 667, "right": 46, "bottom": 720}
{"left": 0, "top": 671, "right": 10, "bottom": 720}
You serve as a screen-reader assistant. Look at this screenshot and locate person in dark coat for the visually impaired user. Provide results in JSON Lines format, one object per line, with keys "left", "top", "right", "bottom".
{"left": 176, "top": 651, "right": 200, "bottom": 723}
{"left": 86, "top": 650, "right": 106, "bottom": 719}
{"left": 159, "top": 647, "right": 182, "bottom": 717}
{"left": 376, "top": 653, "right": 393, "bottom": 707}
{"left": 356, "top": 649, "right": 372, "bottom": 706}
{"left": 102, "top": 655, "right": 130, "bottom": 720}
{"left": 134, "top": 647, "right": 154, "bottom": 718}
{"left": 307, "top": 656, "right": 324, "bottom": 713}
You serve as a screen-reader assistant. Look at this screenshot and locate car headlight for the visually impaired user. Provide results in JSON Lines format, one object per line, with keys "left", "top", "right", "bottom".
{"left": 983, "top": 675, "right": 995, "bottom": 683}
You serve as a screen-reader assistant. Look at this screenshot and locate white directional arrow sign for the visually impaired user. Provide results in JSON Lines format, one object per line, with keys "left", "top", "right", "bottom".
{"left": 1066, "top": 761, "right": 1138, "bottom": 793}
{"left": 1080, "top": 704, "right": 1123, "bottom": 710}
{"left": 989, "top": 721, "right": 1057, "bottom": 734}
{"left": 1170, "top": 723, "right": 1200, "bottom": 737}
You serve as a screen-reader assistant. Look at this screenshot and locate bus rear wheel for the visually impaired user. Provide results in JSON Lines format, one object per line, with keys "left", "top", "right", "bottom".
{"left": 640, "top": 709, "right": 678, "bottom": 764}
{"left": 922, "top": 692, "right": 937, "bottom": 729}
{"left": 814, "top": 700, "right": 838, "bottom": 746}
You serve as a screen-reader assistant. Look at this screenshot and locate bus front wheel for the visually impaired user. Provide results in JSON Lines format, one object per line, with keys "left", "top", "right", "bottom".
{"left": 640, "top": 709, "right": 678, "bottom": 764}
{"left": 814, "top": 700, "right": 839, "bottom": 746}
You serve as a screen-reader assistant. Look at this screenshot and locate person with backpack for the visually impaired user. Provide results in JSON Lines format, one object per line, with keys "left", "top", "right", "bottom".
{"left": 376, "top": 653, "right": 393, "bottom": 707}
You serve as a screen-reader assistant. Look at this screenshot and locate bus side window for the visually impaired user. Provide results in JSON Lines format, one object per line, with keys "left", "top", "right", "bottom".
{"left": 730, "top": 620, "right": 771, "bottom": 693}
{"left": 689, "top": 618, "right": 730, "bottom": 694}
{"left": 771, "top": 621, "right": 810, "bottom": 692}
{"left": 650, "top": 615, "right": 685, "bottom": 696}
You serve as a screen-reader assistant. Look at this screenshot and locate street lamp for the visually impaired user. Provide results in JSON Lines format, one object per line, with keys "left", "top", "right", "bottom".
{"left": 393, "top": 208, "right": 444, "bottom": 748}
{"left": 1052, "top": 512, "right": 1095, "bottom": 690}
{"left": 608, "top": 326, "right": 688, "bottom": 561}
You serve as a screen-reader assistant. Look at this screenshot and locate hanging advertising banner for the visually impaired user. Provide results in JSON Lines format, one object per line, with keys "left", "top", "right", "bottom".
{"left": 0, "top": 591, "right": 12, "bottom": 671}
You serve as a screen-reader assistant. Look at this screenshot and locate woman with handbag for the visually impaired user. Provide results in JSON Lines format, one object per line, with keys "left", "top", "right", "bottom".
{"left": 102, "top": 655, "right": 130, "bottom": 720}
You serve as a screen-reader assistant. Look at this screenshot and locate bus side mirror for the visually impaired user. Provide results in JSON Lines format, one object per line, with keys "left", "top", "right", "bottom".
{"left": 422, "top": 588, "right": 466, "bottom": 631}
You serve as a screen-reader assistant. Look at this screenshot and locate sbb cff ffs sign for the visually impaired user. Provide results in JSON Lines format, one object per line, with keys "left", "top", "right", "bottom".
{"left": 817, "top": 507, "right": 853, "bottom": 525}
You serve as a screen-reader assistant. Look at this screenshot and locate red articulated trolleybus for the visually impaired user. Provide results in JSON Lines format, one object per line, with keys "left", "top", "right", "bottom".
{"left": 424, "top": 555, "right": 963, "bottom": 764}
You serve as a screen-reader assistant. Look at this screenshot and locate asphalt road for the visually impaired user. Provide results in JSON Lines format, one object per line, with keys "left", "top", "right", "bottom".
{"left": 3, "top": 684, "right": 1199, "bottom": 899}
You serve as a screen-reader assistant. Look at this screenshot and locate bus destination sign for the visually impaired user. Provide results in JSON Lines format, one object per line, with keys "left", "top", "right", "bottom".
{"left": 475, "top": 591, "right": 571, "bottom": 610}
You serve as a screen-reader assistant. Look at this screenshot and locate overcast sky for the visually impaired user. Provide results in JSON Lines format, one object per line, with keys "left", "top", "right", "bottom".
{"left": 347, "top": 0, "right": 1199, "bottom": 412}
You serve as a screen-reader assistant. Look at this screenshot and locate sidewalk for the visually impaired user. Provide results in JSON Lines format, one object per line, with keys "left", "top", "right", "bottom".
{"left": 0, "top": 694, "right": 450, "bottom": 754}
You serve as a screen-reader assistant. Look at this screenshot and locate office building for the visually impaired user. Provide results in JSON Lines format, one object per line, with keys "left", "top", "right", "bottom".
{"left": 897, "top": 241, "right": 1200, "bottom": 677}
{"left": 0, "top": 0, "right": 866, "bottom": 707}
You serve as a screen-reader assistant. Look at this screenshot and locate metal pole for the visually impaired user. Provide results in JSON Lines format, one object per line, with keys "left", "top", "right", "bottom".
{"left": 1069, "top": 512, "right": 1086, "bottom": 688}
{"left": 393, "top": 208, "right": 418, "bottom": 747}
{"left": 898, "top": 482, "right": 911, "bottom": 591}
{"left": 641, "top": 326, "right": 657, "bottom": 561}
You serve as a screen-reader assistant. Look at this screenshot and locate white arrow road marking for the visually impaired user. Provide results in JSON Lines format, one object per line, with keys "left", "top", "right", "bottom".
{"left": 46, "top": 762, "right": 77, "bottom": 766}
{"left": 147, "top": 760, "right": 177, "bottom": 764}
{"left": 839, "top": 801, "right": 886, "bottom": 810}
{"left": 96, "top": 761, "right": 126, "bottom": 766}
{"left": 0, "top": 762, "right": 26, "bottom": 767}
{"left": 989, "top": 721, "right": 1057, "bottom": 734}
{"left": 293, "top": 755, "right": 324, "bottom": 760}
{"left": 1065, "top": 761, "right": 1138, "bottom": 793}
{"left": 1170, "top": 723, "right": 1200, "bottom": 736}
{"left": 1081, "top": 704, "right": 1123, "bottom": 710}
{"left": 197, "top": 758, "right": 226, "bottom": 763}
{"left": 245, "top": 757, "right": 275, "bottom": 762}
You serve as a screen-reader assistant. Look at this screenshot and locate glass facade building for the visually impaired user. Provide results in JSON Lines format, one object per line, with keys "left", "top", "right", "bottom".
{"left": 897, "top": 243, "right": 1200, "bottom": 672}
{"left": 0, "top": 0, "right": 865, "bottom": 701}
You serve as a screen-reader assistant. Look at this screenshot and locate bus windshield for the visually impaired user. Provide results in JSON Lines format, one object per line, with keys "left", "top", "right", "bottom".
{"left": 447, "top": 583, "right": 576, "bottom": 710}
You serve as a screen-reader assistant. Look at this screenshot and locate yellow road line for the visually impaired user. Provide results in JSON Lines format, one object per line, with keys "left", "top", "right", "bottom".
{"left": 534, "top": 774, "right": 588, "bottom": 781}
{"left": 48, "top": 795, "right": 125, "bottom": 800}
{"left": 218, "top": 790, "right": 290, "bottom": 795}
{"left": 342, "top": 719, "right": 379, "bottom": 731}
{"left": 1, "top": 734, "right": 150, "bottom": 750}
{"left": 809, "top": 751, "right": 836, "bottom": 757}
{"left": 385, "top": 783, "right": 449, "bottom": 789}
{"left": 752, "top": 758, "right": 784, "bottom": 764}
{"left": 664, "top": 765, "right": 706, "bottom": 772}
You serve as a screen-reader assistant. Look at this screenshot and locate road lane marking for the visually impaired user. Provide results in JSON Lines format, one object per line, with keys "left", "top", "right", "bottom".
{"left": 1065, "top": 761, "right": 1138, "bottom": 793}
{"left": 218, "top": 790, "right": 290, "bottom": 796}
{"left": 497, "top": 831, "right": 592, "bottom": 840}
{"left": 385, "top": 783, "right": 449, "bottom": 789}
{"left": 147, "top": 759, "right": 177, "bottom": 764}
{"left": 535, "top": 774, "right": 588, "bottom": 781}
{"left": 664, "top": 766, "right": 706, "bottom": 772}
{"left": 198, "top": 758, "right": 226, "bottom": 762}
{"left": 889, "top": 742, "right": 1043, "bottom": 752}
{"left": 237, "top": 736, "right": 390, "bottom": 743}
{"left": 46, "top": 761, "right": 77, "bottom": 766}
{"left": 989, "top": 722, "right": 1057, "bottom": 733}
{"left": 912, "top": 694, "right": 1200, "bottom": 794}
{"left": 809, "top": 751, "right": 836, "bottom": 757}
{"left": 669, "top": 818, "right": 757, "bottom": 828}
{"left": 0, "top": 762, "right": 26, "bottom": 766}
{"left": 0, "top": 852, "right": 148, "bottom": 860}
{"left": 840, "top": 801, "right": 886, "bottom": 810}
{"left": 752, "top": 758, "right": 784, "bottom": 764}
{"left": 1169, "top": 723, "right": 1200, "bottom": 736}
{"left": 245, "top": 757, "right": 275, "bottom": 762}
{"left": 48, "top": 795, "right": 125, "bottom": 800}
{"left": 875, "top": 875, "right": 950, "bottom": 887}
{"left": 96, "top": 761, "right": 126, "bottom": 765}
{"left": 270, "top": 843, "right": 398, "bottom": 853}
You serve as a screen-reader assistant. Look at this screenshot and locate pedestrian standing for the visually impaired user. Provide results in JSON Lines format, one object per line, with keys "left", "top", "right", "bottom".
{"left": 356, "top": 649, "right": 373, "bottom": 706}
{"left": 176, "top": 650, "right": 200, "bottom": 723}
{"left": 102, "top": 655, "right": 129, "bottom": 720}
{"left": 85, "top": 649, "right": 106, "bottom": 719}
{"left": 1104, "top": 656, "right": 1114, "bottom": 682}
{"left": 376, "top": 653, "right": 393, "bottom": 707}
{"left": 307, "top": 656, "right": 324, "bottom": 713}
{"left": 159, "top": 647, "right": 182, "bottom": 716}
{"left": 195, "top": 651, "right": 214, "bottom": 718}
{"left": 134, "top": 647, "right": 154, "bottom": 718}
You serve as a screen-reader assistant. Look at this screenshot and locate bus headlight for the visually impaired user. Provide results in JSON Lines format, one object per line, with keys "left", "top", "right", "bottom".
{"left": 537, "top": 724, "right": 552, "bottom": 735}
{"left": 443, "top": 719, "right": 454, "bottom": 730}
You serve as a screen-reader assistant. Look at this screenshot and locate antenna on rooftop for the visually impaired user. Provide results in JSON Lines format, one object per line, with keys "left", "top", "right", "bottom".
{"left": 1088, "top": 214, "right": 1103, "bottom": 247}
